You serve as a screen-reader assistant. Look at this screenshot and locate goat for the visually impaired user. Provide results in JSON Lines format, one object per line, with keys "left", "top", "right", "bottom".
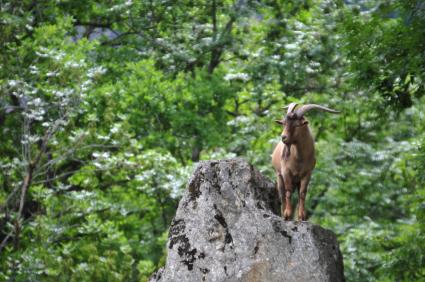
{"left": 272, "top": 103, "right": 340, "bottom": 221}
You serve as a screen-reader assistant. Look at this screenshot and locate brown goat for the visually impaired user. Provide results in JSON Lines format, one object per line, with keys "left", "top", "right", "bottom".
{"left": 272, "top": 103, "right": 339, "bottom": 221}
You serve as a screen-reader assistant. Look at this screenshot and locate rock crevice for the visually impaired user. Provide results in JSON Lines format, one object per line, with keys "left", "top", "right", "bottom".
{"left": 150, "top": 158, "right": 345, "bottom": 282}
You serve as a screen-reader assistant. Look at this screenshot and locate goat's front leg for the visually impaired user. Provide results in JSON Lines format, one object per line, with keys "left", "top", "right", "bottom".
{"left": 282, "top": 173, "right": 293, "bottom": 220}
{"left": 298, "top": 173, "right": 311, "bottom": 221}
{"left": 276, "top": 173, "right": 285, "bottom": 217}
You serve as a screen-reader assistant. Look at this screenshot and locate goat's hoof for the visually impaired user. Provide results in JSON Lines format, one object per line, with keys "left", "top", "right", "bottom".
{"left": 281, "top": 213, "right": 289, "bottom": 220}
{"left": 283, "top": 210, "right": 292, "bottom": 220}
{"left": 297, "top": 216, "right": 307, "bottom": 221}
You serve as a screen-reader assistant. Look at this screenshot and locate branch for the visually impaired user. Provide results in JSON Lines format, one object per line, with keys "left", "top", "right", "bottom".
{"left": 74, "top": 20, "right": 114, "bottom": 29}
{"left": 212, "top": 0, "right": 218, "bottom": 38}
{"left": 100, "top": 31, "right": 139, "bottom": 46}
{"left": 36, "top": 143, "right": 118, "bottom": 174}
{"left": 253, "top": 99, "right": 278, "bottom": 116}
{"left": 32, "top": 165, "right": 119, "bottom": 186}
{"left": 12, "top": 118, "right": 63, "bottom": 249}
{"left": 0, "top": 231, "right": 13, "bottom": 253}
{"left": 208, "top": 0, "right": 246, "bottom": 74}
{"left": 0, "top": 185, "right": 21, "bottom": 212}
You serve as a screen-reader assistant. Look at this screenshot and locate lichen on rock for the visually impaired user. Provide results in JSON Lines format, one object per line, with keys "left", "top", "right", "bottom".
{"left": 150, "top": 158, "right": 345, "bottom": 282}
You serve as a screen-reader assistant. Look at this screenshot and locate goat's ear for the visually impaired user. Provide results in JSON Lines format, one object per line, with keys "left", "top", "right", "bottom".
{"left": 275, "top": 119, "right": 284, "bottom": 125}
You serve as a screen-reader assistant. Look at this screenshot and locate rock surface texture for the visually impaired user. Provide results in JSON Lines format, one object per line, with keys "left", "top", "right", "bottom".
{"left": 150, "top": 159, "right": 345, "bottom": 282}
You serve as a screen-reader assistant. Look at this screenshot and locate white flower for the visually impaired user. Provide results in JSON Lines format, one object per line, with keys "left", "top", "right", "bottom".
{"left": 110, "top": 125, "right": 120, "bottom": 134}
{"left": 305, "top": 66, "right": 315, "bottom": 73}
{"left": 224, "top": 73, "right": 250, "bottom": 82}
{"left": 29, "top": 65, "right": 39, "bottom": 74}
{"left": 46, "top": 71, "right": 59, "bottom": 77}
{"left": 284, "top": 43, "right": 298, "bottom": 50}
{"left": 35, "top": 51, "right": 49, "bottom": 58}
{"left": 8, "top": 80, "right": 19, "bottom": 87}
{"left": 87, "top": 66, "right": 107, "bottom": 78}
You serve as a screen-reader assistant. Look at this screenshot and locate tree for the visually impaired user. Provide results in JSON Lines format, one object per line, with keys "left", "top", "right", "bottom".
{"left": 1, "top": 0, "right": 424, "bottom": 281}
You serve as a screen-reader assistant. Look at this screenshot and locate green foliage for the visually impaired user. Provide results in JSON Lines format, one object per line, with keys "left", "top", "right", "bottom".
{"left": 1, "top": 0, "right": 424, "bottom": 281}
{"left": 339, "top": 0, "right": 425, "bottom": 109}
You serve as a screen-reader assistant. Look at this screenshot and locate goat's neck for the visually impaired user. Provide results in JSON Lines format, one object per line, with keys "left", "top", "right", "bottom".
{"left": 283, "top": 127, "right": 315, "bottom": 161}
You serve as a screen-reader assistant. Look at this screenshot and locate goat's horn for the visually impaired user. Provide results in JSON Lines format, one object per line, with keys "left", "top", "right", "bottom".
{"left": 282, "top": 102, "right": 298, "bottom": 114}
{"left": 296, "top": 104, "right": 340, "bottom": 116}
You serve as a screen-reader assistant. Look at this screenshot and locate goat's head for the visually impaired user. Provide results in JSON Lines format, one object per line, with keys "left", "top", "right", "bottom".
{"left": 275, "top": 103, "right": 340, "bottom": 145}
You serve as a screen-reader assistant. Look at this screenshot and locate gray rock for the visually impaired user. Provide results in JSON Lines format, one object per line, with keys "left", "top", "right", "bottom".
{"left": 150, "top": 158, "right": 345, "bottom": 282}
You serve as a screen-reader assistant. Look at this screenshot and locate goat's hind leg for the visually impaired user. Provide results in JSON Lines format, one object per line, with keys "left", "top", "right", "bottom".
{"left": 298, "top": 174, "right": 311, "bottom": 221}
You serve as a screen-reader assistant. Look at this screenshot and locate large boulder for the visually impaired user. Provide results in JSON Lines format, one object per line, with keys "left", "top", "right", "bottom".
{"left": 150, "top": 159, "right": 345, "bottom": 282}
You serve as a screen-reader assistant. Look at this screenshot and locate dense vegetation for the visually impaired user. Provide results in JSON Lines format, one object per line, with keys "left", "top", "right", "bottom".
{"left": 1, "top": 0, "right": 424, "bottom": 281}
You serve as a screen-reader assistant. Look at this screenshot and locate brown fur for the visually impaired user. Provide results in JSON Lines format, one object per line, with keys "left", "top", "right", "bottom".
{"left": 272, "top": 119, "right": 316, "bottom": 221}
